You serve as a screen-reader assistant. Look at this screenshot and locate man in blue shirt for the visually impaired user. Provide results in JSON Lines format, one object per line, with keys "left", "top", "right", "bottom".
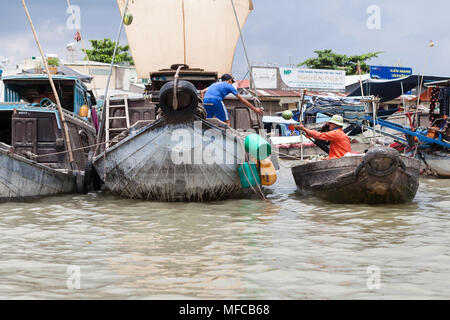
{"left": 200, "top": 74, "right": 263, "bottom": 126}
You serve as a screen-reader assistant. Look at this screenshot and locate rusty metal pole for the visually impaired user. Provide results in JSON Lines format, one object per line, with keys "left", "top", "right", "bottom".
{"left": 21, "top": 0, "right": 76, "bottom": 170}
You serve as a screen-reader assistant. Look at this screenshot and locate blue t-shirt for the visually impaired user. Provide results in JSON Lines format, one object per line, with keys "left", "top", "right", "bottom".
{"left": 204, "top": 82, "right": 238, "bottom": 101}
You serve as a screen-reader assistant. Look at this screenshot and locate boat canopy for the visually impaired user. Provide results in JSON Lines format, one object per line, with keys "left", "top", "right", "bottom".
{"left": 21, "top": 66, "right": 93, "bottom": 83}
{"left": 117, "top": 0, "right": 254, "bottom": 78}
{"left": 2, "top": 74, "right": 94, "bottom": 115}
{"left": 425, "top": 79, "right": 450, "bottom": 87}
{"left": 347, "top": 75, "right": 450, "bottom": 102}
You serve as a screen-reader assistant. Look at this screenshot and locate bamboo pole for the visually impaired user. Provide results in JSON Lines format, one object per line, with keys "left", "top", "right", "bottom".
{"left": 21, "top": 0, "right": 75, "bottom": 169}
{"left": 299, "top": 89, "right": 307, "bottom": 160}
{"left": 358, "top": 61, "right": 365, "bottom": 97}
{"left": 415, "top": 41, "right": 434, "bottom": 126}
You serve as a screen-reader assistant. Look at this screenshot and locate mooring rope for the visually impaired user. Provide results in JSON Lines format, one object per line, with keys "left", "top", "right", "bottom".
{"left": 28, "top": 142, "right": 105, "bottom": 158}
{"left": 173, "top": 65, "right": 183, "bottom": 111}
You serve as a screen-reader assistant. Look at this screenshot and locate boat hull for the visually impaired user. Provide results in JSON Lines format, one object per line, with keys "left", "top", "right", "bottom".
{"left": 422, "top": 152, "right": 450, "bottom": 178}
{"left": 0, "top": 148, "right": 75, "bottom": 201}
{"left": 291, "top": 147, "right": 421, "bottom": 204}
{"left": 93, "top": 119, "right": 250, "bottom": 201}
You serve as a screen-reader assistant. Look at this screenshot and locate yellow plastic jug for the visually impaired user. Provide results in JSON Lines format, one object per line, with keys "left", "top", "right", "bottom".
{"left": 259, "top": 159, "right": 277, "bottom": 186}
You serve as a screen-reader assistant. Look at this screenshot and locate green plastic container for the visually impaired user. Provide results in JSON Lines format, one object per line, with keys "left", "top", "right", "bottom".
{"left": 244, "top": 134, "right": 271, "bottom": 160}
{"left": 238, "top": 162, "right": 261, "bottom": 189}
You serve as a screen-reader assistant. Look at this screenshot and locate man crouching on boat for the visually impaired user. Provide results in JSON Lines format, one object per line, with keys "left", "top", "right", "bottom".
{"left": 200, "top": 74, "right": 263, "bottom": 126}
{"left": 294, "top": 115, "right": 351, "bottom": 159}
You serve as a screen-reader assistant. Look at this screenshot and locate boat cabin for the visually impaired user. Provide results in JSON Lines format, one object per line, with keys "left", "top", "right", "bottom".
{"left": 0, "top": 74, "right": 97, "bottom": 169}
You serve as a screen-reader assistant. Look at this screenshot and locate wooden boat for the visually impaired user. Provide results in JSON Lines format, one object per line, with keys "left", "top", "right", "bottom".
{"left": 93, "top": 116, "right": 249, "bottom": 201}
{"left": 420, "top": 151, "right": 450, "bottom": 178}
{"left": 0, "top": 143, "right": 75, "bottom": 201}
{"left": 93, "top": 77, "right": 265, "bottom": 201}
{"left": 0, "top": 73, "right": 98, "bottom": 201}
{"left": 291, "top": 147, "right": 421, "bottom": 204}
{"left": 91, "top": 0, "right": 274, "bottom": 201}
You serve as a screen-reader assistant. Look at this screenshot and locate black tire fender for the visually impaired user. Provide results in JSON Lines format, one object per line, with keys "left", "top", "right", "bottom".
{"left": 363, "top": 147, "right": 401, "bottom": 177}
{"left": 158, "top": 80, "right": 198, "bottom": 118}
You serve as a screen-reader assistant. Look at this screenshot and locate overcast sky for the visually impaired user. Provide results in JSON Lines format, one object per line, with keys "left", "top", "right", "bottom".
{"left": 1, "top": 0, "right": 449, "bottom": 79}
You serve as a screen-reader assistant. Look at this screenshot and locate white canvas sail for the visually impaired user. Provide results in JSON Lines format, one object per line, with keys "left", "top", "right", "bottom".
{"left": 117, "top": 0, "right": 254, "bottom": 79}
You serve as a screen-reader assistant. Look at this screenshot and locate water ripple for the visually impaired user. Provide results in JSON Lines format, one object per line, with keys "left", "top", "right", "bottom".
{"left": 0, "top": 165, "right": 449, "bottom": 299}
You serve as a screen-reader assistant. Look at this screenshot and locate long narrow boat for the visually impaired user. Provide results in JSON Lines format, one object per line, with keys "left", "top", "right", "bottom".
{"left": 0, "top": 73, "right": 98, "bottom": 201}
{"left": 291, "top": 147, "right": 421, "bottom": 204}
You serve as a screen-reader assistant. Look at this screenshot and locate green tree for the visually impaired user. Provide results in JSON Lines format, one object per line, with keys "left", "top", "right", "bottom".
{"left": 298, "top": 49, "right": 382, "bottom": 75}
{"left": 83, "top": 39, "right": 134, "bottom": 65}
{"left": 47, "top": 57, "right": 60, "bottom": 66}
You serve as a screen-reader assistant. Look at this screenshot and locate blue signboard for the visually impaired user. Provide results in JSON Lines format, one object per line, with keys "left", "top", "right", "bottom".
{"left": 370, "top": 66, "right": 412, "bottom": 80}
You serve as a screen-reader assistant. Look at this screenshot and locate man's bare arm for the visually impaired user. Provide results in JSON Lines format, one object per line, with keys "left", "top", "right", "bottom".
{"left": 200, "top": 88, "right": 208, "bottom": 100}
{"left": 236, "top": 94, "right": 263, "bottom": 115}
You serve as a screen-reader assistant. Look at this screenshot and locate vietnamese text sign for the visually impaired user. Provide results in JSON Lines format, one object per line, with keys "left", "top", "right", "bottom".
{"left": 370, "top": 66, "right": 412, "bottom": 80}
{"left": 279, "top": 68, "right": 346, "bottom": 91}
{"left": 251, "top": 67, "right": 277, "bottom": 89}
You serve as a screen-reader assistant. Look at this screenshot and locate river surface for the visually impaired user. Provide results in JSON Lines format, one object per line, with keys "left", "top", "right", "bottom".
{"left": 0, "top": 161, "right": 449, "bottom": 299}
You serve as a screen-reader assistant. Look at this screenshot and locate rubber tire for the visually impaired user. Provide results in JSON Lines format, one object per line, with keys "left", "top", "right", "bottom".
{"left": 158, "top": 80, "right": 198, "bottom": 118}
{"left": 363, "top": 147, "right": 401, "bottom": 177}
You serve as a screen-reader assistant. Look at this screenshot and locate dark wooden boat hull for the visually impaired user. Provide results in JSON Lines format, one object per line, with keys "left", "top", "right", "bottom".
{"left": 0, "top": 147, "right": 75, "bottom": 201}
{"left": 291, "top": 147, "right": 421, "bottom": 204}
{"left": 93, "top": 118, "right": 251, "bottom": 202}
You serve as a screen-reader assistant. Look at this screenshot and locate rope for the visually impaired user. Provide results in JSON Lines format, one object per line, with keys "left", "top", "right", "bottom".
{"left": 173, "top": 65, "right": 183, "bottom": 110}
{"left": 29, "top": 137, "right": 124, "bottom": 159}
{"left": 211, "top": 124, "right": 266, "bottom": 200}
{"left": 230, "top": 0, "right": 259, "bottom": 102}
{"left": 235, "top": 132, "right": 266, "bottom": 201}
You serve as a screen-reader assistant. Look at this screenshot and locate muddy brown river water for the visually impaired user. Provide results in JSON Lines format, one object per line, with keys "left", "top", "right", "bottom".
{"left": 0, "top": 161, "right": 449, "bottom": 299}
